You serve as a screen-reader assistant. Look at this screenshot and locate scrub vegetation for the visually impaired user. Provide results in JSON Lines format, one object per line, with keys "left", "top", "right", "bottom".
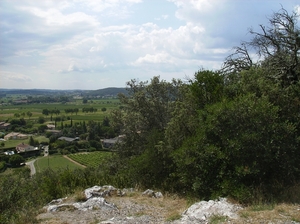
{"left": 0, "top": 7, "right": 300, "bottom": 224}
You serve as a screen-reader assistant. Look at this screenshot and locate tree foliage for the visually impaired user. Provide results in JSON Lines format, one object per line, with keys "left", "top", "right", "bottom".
{"left": 106, "top": 7, "right": 300, "bottom": 203}
{"left": 250, "top": 8, "right": 300, "bottom": 86}
{"left": 9, "top": 154, "right": 25, "bottom": 167}
{"left": 173, "top": 94, "right": 299, "bottom": 201}
{"left": 223, "top": 7, "right": 300, "bottom": 87}
{"left": 111, "top": 76, "right": 182, "bottom": 157}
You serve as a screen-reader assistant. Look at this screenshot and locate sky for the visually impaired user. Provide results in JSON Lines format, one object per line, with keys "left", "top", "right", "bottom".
{"left": 1, "top": 0, "right": 299, "bottom": 90}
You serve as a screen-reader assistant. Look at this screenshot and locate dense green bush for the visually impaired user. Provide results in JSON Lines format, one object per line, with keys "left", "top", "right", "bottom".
{"left": 0, "top": 154, "right": 10, "bottom": 163}
{"left": 172, "top": 94, "right": 299, "bottom": 203}
{"left": 108, "top": 67, "right": 300, "bottom": 203}
{"left": 0, "top": 164, "right": 126, "bottom": 224}
{"left": 0, "top": 161, "right": 6, "bottom": 172}
{"left": 9, "top": 154, "right": 25, "bottom": 167}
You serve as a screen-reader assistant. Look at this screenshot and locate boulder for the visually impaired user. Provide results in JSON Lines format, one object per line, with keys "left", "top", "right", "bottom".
{"left": 179, "top": 198, "right": 242, "bottom": 223}
{"left": 44, "top": 186, "right": 118, "bottom": 213}
{"left": 73, "top": 197, "right": 116, "bottom": 211}
{"left": 142, "top": 189, "right": 163, "bottom": 198}
{"left": 84, "top": 185, "right": 117, "bottom": 199}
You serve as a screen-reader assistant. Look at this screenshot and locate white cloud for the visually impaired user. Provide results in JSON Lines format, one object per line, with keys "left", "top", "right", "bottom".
{"left": 169, "top": 0, "right": 225, "bottom": 22}
{"left": 58, "top": 1, "right": 73, "bottom": 10}
{"left": 155, "top": 14, "right": 169, "bottom": 20}
{"left": 1, "top": 71, "right": 32, "bottom": 82}
{"left": 19, "top": 7, "right": 98, "bottom": 26}
{"left": 170, "top": 0, "right": 214, "bottom": 12}
{"left": 162, "top": 14, "right": 169, "bottom": 20}
{"left": 1, "top": 0, "right": 299, "bottom": 89}
{"left": 134, "top": 52, "right": 173, "bottom": 64}
{"left": 73, "top": 0, "right": 142, "bottom": 18}
{"left": 295, "top": 5, "right": 300, "bottom": 17}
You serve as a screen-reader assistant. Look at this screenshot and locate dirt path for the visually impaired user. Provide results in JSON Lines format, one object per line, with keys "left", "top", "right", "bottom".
{"left": 63, "top": 155, "right": 86, "bottom": 168}
{"left": 26, "top": 159, "right": 36, "bottom": 176}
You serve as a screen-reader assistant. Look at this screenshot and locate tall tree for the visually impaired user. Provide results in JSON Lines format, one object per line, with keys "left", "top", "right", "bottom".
{"left": 249, "top": 7, "right": 300, "bottom": 86}
{"left": 111, "top": 76, "right": 181, "bottom": 157}
{"left": 26, "top": 111, "right": 32, "bottom": 120}
{"left": 29, "top": 136, "right": 35, "bottom": 146}
{"left": 42, "top": 109, "right": 50, "bottom": 116}
{"left": 165, "top": 69, "right": 224, "bottom": 150}
{"left": 222, "top": 7, "right": 300, "bottom": 87}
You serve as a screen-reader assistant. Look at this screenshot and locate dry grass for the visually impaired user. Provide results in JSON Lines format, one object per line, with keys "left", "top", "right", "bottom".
{"left": 74, "top": 188, "right": 87, "bottom": 202}
{"left": 36, "top": 189, "right": 300, "bottom": 224}
{"left": 107, "top": 190, "right": 188, "bottom": 221}
{"left": 235, "top": 203, "right": 300, "bottom": 223}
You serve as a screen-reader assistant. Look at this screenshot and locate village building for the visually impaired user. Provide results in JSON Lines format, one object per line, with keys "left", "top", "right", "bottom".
{"left": 101, "top": 135, "right": 124, "bottom": 148}
{"left": 15, "top": 143, "right": 35, "bottom": 153}
{"left": 4, "top": 132, "right": 28, "bottom": 140}
{"left": 13, "top": 99, "right": 28, "bottom": 104}
{"left": 0, "top": 122, "right": 11, "bottom": 130}
{"left": 58, "top": 136, "right": 79, "bottom": 142}
{"left": 47, "top": 124, "right": 56, "bottom": 129}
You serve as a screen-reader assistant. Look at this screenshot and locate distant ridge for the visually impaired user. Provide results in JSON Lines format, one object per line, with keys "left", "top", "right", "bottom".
{"left": 0, "top": 87, "right": 127, "bottom": 97}
{"left": 0, "top": 89, "right": 72, "bottom": 95}
{"left": 85, "top": 87, "right": 127, "bottom": 96}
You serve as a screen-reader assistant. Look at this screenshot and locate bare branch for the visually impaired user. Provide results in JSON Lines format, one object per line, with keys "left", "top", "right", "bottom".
{"left": 222, "top": 7, "right": 300, "bottom": 86}
{"left": 221, "top": 43, "right": 255, "bottom": 74}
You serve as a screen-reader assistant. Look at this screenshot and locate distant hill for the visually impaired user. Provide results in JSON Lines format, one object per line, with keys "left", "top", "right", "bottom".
{"left": 0, "top": 87, "right": 127, "bottom": 97}
{"left": 0, "top": 89, "right": 81, "bottom": 95}
{"left": 84, "top": 87, "right": 127, "bottom": 97}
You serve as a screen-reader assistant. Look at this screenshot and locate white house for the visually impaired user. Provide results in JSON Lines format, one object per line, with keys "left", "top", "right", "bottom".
{"left": 16, "top": 143, "right": 35, "bottom": 153}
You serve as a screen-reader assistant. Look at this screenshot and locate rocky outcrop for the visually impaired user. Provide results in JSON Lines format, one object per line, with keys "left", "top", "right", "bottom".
{"left": 176, "top": 197, "right": 242, "bottom": 223}
{"left": 45, "top": 185, "right": 125, "bottom": 212}
{"left": 142, "top": 189, "right": 163, "bottom": 198}
{"left": 41, "top": 186, "right": 243, "bottom": 224}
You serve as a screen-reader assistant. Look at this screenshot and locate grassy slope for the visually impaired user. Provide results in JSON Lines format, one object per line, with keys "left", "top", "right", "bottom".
{"left": 35, "top": 155, "right": 83, "bottom": 172}
{"left": 0, "top": 135, "right": 49, "bottom": 150}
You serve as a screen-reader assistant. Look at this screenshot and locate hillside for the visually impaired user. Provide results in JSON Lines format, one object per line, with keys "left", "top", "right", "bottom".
{"left": 84, "top": 87, "right": 127, "bottom": 97}
{"left": 0, "top": 87, "right": 127, "bottom": 97}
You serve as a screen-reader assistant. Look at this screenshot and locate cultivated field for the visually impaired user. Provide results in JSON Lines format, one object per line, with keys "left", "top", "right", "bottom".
{"left": 35, "top": 155, "right": 83, "bottom": 172}
{"left": 67, "top": 151, "right": 113, "bottom": 167}
{"left": 0, "top": 98, "right": 121, "bottom": 122}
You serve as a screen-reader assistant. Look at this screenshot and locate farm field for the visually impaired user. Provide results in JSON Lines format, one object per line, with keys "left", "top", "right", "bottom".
{"left": 67, "top": 151, "right": 113, "bottom": 167}
{"left": 35, "top": 155, "right": 83, "bottom": 172}
{"left": 0, "top": 99, "right": 121, "bottom": 121}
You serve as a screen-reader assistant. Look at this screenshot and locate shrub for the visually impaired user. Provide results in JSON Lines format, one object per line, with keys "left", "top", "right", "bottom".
{"left": 0, "top": 161, "right": 6, "bottom": 172}
{"left": 38, "top": 116, "right": 45, "bottom": 124}
{"left": 173, "top": 94, "right": 300, "bottom": 203}
{"left": 9, "top": 154, "right": 25, "bottom": 167}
